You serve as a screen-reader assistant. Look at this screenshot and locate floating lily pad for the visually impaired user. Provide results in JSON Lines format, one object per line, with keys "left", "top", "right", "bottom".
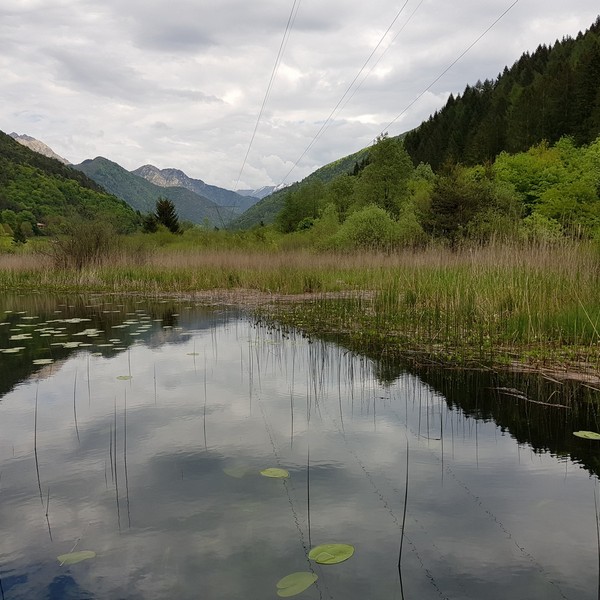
{"left": 224, "top": 466, "right": 250, "bottom": 479}
{"left": 117, "top": 375, "right": 133, "bottom": 380}
{"left": 57, "top": 550, "right": 96, "bottom": 565}
{"left": 308, "top": 543, "right": 354, "bottom": 564}
{"left": 276, "top": 572, "right": 317, "bottom": 597}
{"left": 573, "top": 431, "right": 600, "bottom": 440}
{"left": 260, "top": 468, "right": 289, "bottom": 479}
{"left": 33, "top": 359, "right": 54, "bottom": 365}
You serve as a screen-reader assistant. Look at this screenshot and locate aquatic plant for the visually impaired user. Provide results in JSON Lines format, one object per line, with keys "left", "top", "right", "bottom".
{"left": 276, "top": 572, "right": 317, "bottom": 597}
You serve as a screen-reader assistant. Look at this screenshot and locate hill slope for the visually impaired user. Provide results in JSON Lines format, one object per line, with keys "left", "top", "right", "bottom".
{"left": 404, "top": 16, "right": 600, "bottom": 170}
{"left": 230, "top": 145, "right": 370, "bottom": 229}
{"left": 75, "top": 157, "right": 235, "bottom": 227}
{"left": 0, "top": 130, "right": 138, "bottom": 235}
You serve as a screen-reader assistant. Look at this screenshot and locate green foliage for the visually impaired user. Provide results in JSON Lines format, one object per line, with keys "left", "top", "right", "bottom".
{"left": 230, "top": 146, "right": 372, "bottom": 229}
{"left": 404, "top": 17, "right": 600, "bottom": 169}
{"left": 308, "top": 543, "right": 355, "bottom": 565}
{"left": 353, "top": 134, "right": 414, "bottom": 217}
{"left": 276, "top": 180, "right": 325, "bottom": 233}
{"left": 154, "top": 197, "right": 181, "bottom": 234}
{"left": 421, "top": 159, "right": 528, "bottom": 244}
{"left": 75, "top": 157, "right": 234, "bottom": 228}
{"left": 142, "top": 213, "right": 159, "bottom": 233}
{"left": 48, "top": 220, "right": 121, "bottom": 270}
{"left": 0, "top": 131, "right": 139, "bottom": 237}
{"left": 331, "top": 205, "right": 400, "bottom": 251}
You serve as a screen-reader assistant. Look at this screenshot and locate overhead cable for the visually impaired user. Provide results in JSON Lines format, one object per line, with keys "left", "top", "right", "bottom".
{"left": 277, "top": 0, "right": 412, "bottom": 185}
{"left": 382, "top": 0, "right": 520, "bottom": 134}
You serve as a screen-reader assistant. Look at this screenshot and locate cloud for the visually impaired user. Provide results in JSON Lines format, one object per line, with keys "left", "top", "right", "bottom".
{"left": 0, "top": 0, "right": 599, "bottom": 188}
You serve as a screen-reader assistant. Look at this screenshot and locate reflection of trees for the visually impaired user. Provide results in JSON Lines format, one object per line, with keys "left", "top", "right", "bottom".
{"left": 0, "top": 295, "right": 236, "bottom": 400}
{"left": 314, "top": 331, "right": 600, "bottom": 478}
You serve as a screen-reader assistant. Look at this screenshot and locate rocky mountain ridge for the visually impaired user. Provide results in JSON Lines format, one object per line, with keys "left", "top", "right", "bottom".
{"left": 9, "top": 132, "right": 70, "bottom": 165}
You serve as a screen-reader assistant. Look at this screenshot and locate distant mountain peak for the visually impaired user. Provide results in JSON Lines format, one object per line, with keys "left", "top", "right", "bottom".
{"left": 9, "top": 132, "right": 70, "bottom": 165}
{"left": 132, "top": 164, "right": 260, "bottom": 212}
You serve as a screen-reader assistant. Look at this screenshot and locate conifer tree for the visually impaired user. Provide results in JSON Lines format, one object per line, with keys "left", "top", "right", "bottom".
{"left": 154, "top": 197, "right": 181, "bottom": 233}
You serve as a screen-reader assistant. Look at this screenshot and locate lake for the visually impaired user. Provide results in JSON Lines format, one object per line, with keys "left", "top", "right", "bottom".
{"left": 0, "top": 293, "right": 598, "bottom": 599}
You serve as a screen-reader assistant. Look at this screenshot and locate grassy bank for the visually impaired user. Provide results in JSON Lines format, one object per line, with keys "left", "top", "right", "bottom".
{"left": 1, "top": 240, "right": 599, "bottom": 375}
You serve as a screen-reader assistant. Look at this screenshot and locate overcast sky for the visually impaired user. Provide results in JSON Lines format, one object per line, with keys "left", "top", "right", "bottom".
{"left": 1, "top": 1, "right": 598, "bottom": 190}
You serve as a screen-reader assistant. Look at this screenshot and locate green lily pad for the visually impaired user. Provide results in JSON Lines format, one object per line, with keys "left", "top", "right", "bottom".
{"left": 33, "top": 359, "right": 54, "bottom": 365}
{"left": 224, "top": 466, "right": 250, "bottom": 479}
{"left": 260, "top": 468, "right": 289, "bottom": 479}
{"left": 573, "top": 431, "right": 600, "bottom": 440}
{"left": 308, "top": 543, "right": 354, "bottom": 564}
{"left": 276, "top": 572, "right": 317, "bottom": 597}
{"left": 57, "top": 550, "right": 96, "bottom": 565}
{"left": 117, "top": 375, "right": 133, "bottom": 380}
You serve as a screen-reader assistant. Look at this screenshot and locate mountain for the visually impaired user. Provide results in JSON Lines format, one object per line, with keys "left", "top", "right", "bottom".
{"left": 9, "top": 133, "right": 70, "bottom": 165}
{"left": 404, "top": 16, "right": 600, "bottom": 170}
{"left": 0, "top": 130, "right": 138, "bottom": 236}
{"left": 132, "top": 164, "right": 258, "bottom": 213}
{"left": 74, "top": 157, "right": 235, "bottom": 227}
{"left": 230, "top": 146, "right": 370, "bottom": 229}
{"left": 237, "top": 186, "right": 282, "bottom": 200}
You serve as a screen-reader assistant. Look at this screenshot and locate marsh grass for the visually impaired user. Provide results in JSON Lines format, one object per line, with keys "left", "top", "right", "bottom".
{"left": 1, "top": 239, "right": 599, "bottom": 371}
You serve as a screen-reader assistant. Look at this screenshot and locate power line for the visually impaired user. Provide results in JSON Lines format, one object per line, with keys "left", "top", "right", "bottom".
{"left": 382, "top": 0, "right": 520, "bottom": 134}
{"left": 278, "top": 0, "right": 412, "bottom": 186}
{"left": 233, "top": 0, "right": 301, "bottom": 193}
{"left": 276, "top": 0, "right": 520, "bottom": 189}
{"left": 336, "top": 0, "right": 426, "bottom": 120}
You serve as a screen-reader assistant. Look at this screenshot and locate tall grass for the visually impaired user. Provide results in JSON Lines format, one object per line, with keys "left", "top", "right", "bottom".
{"left": 1, "top": 238, "right": 599, "bottom": 371}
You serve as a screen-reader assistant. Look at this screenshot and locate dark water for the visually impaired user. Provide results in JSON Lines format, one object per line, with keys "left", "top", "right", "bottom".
{"left": 0, "top": 293, "right": 599, "bottom": 599}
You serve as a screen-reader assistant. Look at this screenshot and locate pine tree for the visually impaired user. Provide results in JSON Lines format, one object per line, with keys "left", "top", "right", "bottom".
{"left": 154, "top": 197, "right": 181, "bottom": 233}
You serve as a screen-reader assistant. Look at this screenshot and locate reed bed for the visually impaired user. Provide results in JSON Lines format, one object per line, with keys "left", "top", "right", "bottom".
{"left": 1, "top": 240, "right": 599, "bottom": 372}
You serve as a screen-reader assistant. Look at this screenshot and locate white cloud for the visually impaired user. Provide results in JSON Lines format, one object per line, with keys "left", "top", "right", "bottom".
{"left": 0, "top": 0, "right": 598, "bottom": 188}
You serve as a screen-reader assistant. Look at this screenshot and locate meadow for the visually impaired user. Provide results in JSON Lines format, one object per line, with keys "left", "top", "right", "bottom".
{"left": 1, "top": 231, "right": 599, "bottom": 377}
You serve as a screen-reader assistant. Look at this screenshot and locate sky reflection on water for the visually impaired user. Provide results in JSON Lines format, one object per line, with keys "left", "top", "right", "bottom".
{"left": 0, "top": 295, "right": 597, "bottom": 599}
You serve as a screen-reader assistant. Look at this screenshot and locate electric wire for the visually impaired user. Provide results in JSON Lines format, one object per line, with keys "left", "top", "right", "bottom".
{"left": 277, "top": 0, "right": 520, "bottom": 187}
{"left": 278, "top": 0, "right": 412, "bottom": 186}
{"left": 233, "top": 0, "right": 301, "bottom": 193}
{"left": 382, "top": 0, "right": 520, "bottom": 134}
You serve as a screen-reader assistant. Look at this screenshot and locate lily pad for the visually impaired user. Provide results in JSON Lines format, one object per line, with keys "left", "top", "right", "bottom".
{"left": 224, "top": 466, "right": 250, "bottom": 479}
{"left": 573, "top": 431, "right": 600, "bottom": 440}
{"left": 308, "top": 543, "right": 354, "bottom": 564}
{"left": 260, "top": 468, "right": 289, "bottom": 479}
{"left": 57, "top": 550, "right": 96, "bottom": 565}
{"left": 117, "top": 375, "right": 133, "bottom": 381}
{"left": 33, "top": 359, "right": 54, "bottom": 365}
{"left": 276, "top": 572, "right": 317, "bottom": 597}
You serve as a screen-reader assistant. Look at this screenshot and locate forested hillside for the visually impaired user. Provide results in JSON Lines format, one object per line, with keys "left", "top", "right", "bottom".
{"left": 0, "top": 131, "right": 138, "bottom": 242}
{"left": 75, "top": 157, "right": 236, "bottom": 228}
{"left": 230, "top": 145, "right": 370, "bottom": 229}
{"left": 404, "top": 17, "right": 600, "bottom": 169}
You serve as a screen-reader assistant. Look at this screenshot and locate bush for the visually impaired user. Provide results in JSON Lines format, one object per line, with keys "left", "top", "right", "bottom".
{"left": 330, "top": 204, "right": 399, "bottom": 251}
{"left": 48, "top": 220, "right": 120, "bottom": 270}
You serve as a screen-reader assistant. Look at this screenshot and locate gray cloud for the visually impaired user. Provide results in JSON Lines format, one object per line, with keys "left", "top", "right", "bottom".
{"left": 0, "top": 0, "right": 598, "bottom": 188}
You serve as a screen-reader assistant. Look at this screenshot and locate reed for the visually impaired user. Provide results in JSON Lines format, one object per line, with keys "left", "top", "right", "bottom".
{"left": 2, "top": 238, "right": 599, "bottom": 371}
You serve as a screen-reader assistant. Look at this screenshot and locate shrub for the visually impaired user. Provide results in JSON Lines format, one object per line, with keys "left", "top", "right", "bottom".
{"left": 47, "top": 220, "right": 120, "bottom": 270}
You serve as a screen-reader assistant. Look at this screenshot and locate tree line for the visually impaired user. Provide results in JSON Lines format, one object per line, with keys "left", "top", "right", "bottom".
{"left": 274, "top": 133, "right": 600, "bottom": 250}
{"left": 404, "top": 16, "right": 600, "bottom": 170}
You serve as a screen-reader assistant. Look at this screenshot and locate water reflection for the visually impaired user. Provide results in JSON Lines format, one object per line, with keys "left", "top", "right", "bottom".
{"left": 0, "top": 295, "right": 598, "bottom": 599}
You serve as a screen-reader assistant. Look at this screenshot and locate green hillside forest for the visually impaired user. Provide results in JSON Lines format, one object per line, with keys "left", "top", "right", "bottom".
{"left": 0, "top": 131, "right": 138, "bottom": 243}
{"left": 1, "top": 17, "right": 599, "bottom": 251}
{"left": 75, "top": 157, "right": 236, "bottom": 228}
{"left": 404, "top": 17, "right": 600, "bottom": 169}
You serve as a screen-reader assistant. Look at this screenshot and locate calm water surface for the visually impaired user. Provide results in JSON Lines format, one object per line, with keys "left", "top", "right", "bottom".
{"left": 0, "top": 294, "right": 598, "bottom": 599}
